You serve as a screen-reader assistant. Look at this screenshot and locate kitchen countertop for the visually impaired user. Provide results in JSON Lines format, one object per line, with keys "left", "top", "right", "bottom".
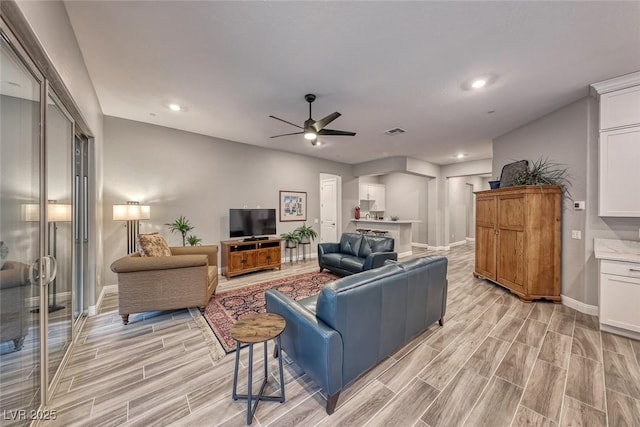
{"left": 351, "top": 219, "right": 421, "bottom": 224}
{"left": 594, "top": 238, "right": 640, "bottom": 263}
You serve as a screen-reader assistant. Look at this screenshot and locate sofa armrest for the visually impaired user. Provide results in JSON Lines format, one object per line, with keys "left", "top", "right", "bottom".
{"left": 265, "top": 289, "right": 343, "bottom": 396}
{"left": 318, "top": 242, "right": 340, "bottom": 257}
{"left": 110, "top": 254, "right": 208, "bottom": 274}
{"left": 363, "top": 251, "right": 398, "bottom": 270}
{"left": 170, "top": 245, "right": 218, "bottom": 266}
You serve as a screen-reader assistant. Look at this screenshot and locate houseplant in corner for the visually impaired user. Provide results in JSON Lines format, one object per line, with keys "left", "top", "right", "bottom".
{"left": 280, "top": 231, "right": 301, "bottom": 248}
{"left": 165, "top": 215, "right": 194, "bottom": 246}
{"left": 295, "top": 223, "right": 318, "bottom": 244}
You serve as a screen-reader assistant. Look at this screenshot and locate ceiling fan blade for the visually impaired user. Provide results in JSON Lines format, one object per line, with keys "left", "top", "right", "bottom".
{"left": 270, "top": 131, "right": 304, "bottom": 138}
{"left": 269, "top": 115, "right": 303, "bottom": 129}
{"left": 317, "top": 129, "right": 356, "bottom": 136}
{"left": 313, "top": 112, "right": 341, "bottom": 132}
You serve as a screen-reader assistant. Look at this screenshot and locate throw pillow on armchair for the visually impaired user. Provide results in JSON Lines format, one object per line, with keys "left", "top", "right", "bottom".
{"left": 136, "top": 233, "right": 172, "bottom": 257}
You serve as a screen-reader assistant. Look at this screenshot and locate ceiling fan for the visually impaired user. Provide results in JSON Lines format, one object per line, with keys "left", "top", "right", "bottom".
{"left": 269, "top": 94, "right": 356, "bottom": 145}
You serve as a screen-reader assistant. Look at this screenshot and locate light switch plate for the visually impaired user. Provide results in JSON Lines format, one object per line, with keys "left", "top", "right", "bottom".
{"left": 571, "top": 230, "right": 582, "bottom": 240}
{"left": 573, "top": 201, "right": 585, "bottom": 210}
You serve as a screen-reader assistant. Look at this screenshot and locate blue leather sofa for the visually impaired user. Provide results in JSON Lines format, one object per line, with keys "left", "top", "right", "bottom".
{"left": 265, "top": 256, "right": 448, "bottom": 414}
{"left": 318, "top": 233, "right": 397, "bottom": 276}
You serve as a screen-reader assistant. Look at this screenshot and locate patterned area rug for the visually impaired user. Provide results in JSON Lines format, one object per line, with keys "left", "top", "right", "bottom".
{"left": 204, "top": 271, "right": 339, "bottom": 353}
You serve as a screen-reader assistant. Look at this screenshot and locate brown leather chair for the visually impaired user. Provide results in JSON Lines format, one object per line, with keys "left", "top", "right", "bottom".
{"left": 110, "top": 245, "right": 218, "bottom": 325}
{"left": 0, "top": 261, "right": 30, "bottom": 351}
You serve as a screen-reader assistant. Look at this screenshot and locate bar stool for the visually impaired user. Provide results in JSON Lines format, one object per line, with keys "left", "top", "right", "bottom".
{"left": 231, "top": 313, "right": 286, "bottom": 425}
{"left": 355, "top": 228, "right": 371, "bottom": 234}
{"left": 371, "top": 230, "right": 388, "bottom": 236}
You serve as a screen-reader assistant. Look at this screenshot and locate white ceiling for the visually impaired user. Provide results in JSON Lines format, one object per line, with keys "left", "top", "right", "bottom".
{"left": 63, "top": 1, "right": 640, "bottom": 165}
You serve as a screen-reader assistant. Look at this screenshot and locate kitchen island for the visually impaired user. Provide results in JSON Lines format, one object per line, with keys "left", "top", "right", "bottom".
{"left": 351, "top": 219, "right": 421, "bottom": 257}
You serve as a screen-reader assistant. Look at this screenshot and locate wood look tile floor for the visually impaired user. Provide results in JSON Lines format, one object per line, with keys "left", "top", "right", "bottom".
{"left": 45, "top": 245, "right": 640, "bottom": 426}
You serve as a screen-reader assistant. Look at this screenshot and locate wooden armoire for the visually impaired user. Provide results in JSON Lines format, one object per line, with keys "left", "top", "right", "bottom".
{"left": 474, "top": 185, "right": 562, "bottom": 302}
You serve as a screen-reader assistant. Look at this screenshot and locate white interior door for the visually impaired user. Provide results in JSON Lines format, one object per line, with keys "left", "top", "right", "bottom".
{"left": 320, "top": 177, "right": 338, "bottom": 243}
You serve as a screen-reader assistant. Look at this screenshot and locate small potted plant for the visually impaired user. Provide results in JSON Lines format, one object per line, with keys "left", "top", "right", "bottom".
{"left": 186, "top": 235, "right": 202, "bottom": 246}
{"left": 165, "top": 216, "right": 194, "bottom": 246}
{"left": 280, "top": 231, "right": 301, "bottom": 248}
{"left": 295, "top": 223, "right": 318, "bottom": 244}
{"left": 512, "top": 157, "right": 572, "bottom": 197}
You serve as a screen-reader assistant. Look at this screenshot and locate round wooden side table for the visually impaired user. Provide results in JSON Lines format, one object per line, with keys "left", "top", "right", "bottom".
{"left": 230, "top": 313, "right": 286, "bottom": 425}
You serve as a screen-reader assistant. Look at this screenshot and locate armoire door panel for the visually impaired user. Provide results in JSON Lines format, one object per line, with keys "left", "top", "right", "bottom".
{"left": 498, "top": 196, "right": 525, "bottom": 230}
{"left": 497, "top": 229, "right": 525, "bottom": 292}
{"left": 475, "top": 225, "right": 497, "bottom": 280}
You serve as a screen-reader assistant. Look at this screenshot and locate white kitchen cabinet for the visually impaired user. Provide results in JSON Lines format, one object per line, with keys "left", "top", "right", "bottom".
{"left": 600, "top": 85, "right": 640, "bottom": 130}
{"left": 359, "top": 183, "right": 386, "bottom": 211}
{"left": 359, "top": 183, "right": 372, "bottom": 200}
{"left": 371, "top": 185, "right": 386, "bottom": 211}
{"left": 599, "top": 127, "right": 640, "bottom": 216}
{"left": 599, "top": 259, "right": 640, "bottom": 336}
{"left": 592, "top": 74, "right": 640, "bottom": 217}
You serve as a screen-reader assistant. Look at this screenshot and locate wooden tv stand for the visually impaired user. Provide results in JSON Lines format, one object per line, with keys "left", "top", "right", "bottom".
{"left": 220, "top": 238, "right": 282, "bottom": 279}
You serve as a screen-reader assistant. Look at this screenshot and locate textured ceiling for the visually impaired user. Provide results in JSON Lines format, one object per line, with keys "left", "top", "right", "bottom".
{"left": 64, "top": 1, "right": 640, "bottom": 165}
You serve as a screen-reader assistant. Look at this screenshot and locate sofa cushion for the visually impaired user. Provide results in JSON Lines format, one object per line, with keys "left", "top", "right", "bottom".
{"left": 137, "top": 233, "right": 172, "bottom": 257}
{"left": 340, "top": 256, "right": 365, "bottom": 272}
{"left": 322, "top": 253, "right": 344, "bottom": 268}
{"left": 339, "top": 233, "right": 362, "bottom": 257}
{"left": 358, "top": 236, "right": 394, "bottom": 258}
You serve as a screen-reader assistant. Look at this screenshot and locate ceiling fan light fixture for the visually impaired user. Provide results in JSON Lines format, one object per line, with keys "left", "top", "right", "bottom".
{"left": 304, "top": 132, "right": 317, "bottom": 140}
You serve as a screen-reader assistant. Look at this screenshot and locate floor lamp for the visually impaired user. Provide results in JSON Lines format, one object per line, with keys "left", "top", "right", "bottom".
{"left": 23, "top": 200, "right": 72, "bottom": 313}
{"left": 113, "top": 201, "right": 151, "bottom": 254}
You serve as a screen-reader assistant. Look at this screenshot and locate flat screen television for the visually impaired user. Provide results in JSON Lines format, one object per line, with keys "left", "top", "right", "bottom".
{"left": 229, "top": 208, "right": 277, "bottom": 238}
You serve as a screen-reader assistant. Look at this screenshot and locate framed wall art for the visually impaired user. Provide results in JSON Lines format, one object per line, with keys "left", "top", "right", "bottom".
{"left": 279, "top": 190, "right": 307, "bottom": 222}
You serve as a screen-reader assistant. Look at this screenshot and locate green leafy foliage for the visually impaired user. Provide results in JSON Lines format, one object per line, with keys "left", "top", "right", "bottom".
{"left": 165, "top": 216, "right": 194, "bottom": 246}
{"left": 294, "top": 223, "right": 318, "bottom": 241}
{"left": 280, "top": 231, "right": 301, "bottom": 243}
{"left": 186, "top": 235, "right": 202, "bottom": 246}
{"left": 513, "top": 157, "right": 572, "bottom": 198}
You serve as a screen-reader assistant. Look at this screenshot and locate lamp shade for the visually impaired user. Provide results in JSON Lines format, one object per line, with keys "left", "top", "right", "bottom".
{"left": 113, "top": 204, "right": 150, "bottom": 221}
{"left": 22, "top": 202, "right": 72, "bottom": 222}
{"left": 48, "top": 203, "right": 72, "bottom": 222}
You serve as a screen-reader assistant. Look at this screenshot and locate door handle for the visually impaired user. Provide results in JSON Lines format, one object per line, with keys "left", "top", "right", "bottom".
{"left": 43, "top": 255, "right": 57, "bottom": 285}
{"left": 31, "top": 255, "right": 57, "bottom": 286}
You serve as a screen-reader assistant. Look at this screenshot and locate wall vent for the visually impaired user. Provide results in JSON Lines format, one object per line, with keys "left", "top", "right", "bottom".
{"left": 384, "top": 127, "right": 406, "bottom": 136}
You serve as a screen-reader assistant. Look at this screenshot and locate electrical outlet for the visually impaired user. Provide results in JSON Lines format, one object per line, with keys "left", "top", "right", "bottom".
{"left": 573, "top": 201, "right": 585, "bottom": 210}
{"left": 571, "top": 230, "right": 582, "bottom": 240}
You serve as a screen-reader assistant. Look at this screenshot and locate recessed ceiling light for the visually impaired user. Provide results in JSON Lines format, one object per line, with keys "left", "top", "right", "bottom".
{"left": 462, "top": 74, "right": 497, "bottom": 91}
{"left": 456, "top": 153, "right": 466, "bottom": 159}
{"left": 471, "top": 79, "right": 487, "bottom": 89}
{"left": 149, "top": 112, "right": 157, "bottom": 116}
{"left": 168, "top": 104, "right": 182, "bottom": 112}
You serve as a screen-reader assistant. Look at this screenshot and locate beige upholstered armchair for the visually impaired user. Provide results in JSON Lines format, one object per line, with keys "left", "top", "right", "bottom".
{"left": 110, "top": 245, "right": 219, "bottom": 325}
{"left": 1, "top": 261, "right": 29, "bottom": 351}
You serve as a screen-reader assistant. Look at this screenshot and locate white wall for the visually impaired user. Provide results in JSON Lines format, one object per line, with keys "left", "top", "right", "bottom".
{"left": 378, "top": 173, "right": 429, "bottom": 244}
{"left": 103, "top": 116, "right": 356, "bottom": 285}
{"left": 493, "top": 95, "right": 640, "bottom": 307}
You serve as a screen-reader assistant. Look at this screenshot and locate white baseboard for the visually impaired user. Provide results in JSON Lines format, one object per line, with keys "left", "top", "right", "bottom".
{"left": 449, "top": 240, "right": 467, "bottom": 248}
{"left": 600, "top": 324, "right": 640, "bottom": 340}
{"left": 398, "top": 251, "right": 413, "bottom": 258}
{"left": 427, "top": 245, "right": 450, "bottom": 251}
{"left": 412, "top": 242, "right": 428, "bottom": 248}
{"left": 466, "top": 237, "right": 476, "bottom": 243}
{"left": 281, "top": 252, "right": 317, "bottom": 264}
{"left": 87, "top": 284, "right": 118, "bottom": 316}
{"left": 560, "top": 294, "right": 598, "bottom": 316}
